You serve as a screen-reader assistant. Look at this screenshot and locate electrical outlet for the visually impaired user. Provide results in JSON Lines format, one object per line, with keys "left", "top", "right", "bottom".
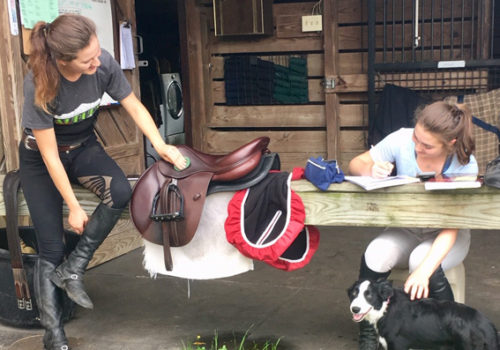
{"left": 302, "top": 15, "right": 322, "bottom": 32}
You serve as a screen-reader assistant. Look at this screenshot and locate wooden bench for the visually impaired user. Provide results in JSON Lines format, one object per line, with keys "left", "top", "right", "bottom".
{"left": 1, "top": 176, "right": 498, "bottom": 294}
{"left": 0, "top": 175, "right": 143, "bottom": 269}
{"left": 292, "top": 179, "right": 500, "bottom": 303}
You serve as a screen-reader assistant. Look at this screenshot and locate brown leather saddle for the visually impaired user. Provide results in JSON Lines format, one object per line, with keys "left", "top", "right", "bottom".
{"left": 130, "top": 137, "right": 277, "bottom": 271}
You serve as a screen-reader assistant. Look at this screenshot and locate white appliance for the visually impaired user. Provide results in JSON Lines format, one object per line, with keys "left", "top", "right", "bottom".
{"left": 145, "top": 73, "right": 185, "bottom": 167}
{"left": 161, "top": 73, "right": 184, "bottom": 137}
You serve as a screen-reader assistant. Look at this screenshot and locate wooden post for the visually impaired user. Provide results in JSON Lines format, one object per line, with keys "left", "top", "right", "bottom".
{"left": 323, "top": 0, "right": 340, "bottom": 160}
{"left": 181, "top": 0, "right": 210, "bottom": 151}
{"left": 0, "top": 0, "right": 25, "bottom": 171}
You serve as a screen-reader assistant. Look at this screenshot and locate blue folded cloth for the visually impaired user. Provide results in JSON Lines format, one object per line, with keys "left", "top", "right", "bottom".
{"left": 304, "top": 156, "right": 345, "bottom": 191}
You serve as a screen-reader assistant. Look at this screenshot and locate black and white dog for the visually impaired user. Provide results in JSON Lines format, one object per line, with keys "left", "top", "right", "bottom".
{"left": 347, "top": 279, "right": 499, "bottom": 350}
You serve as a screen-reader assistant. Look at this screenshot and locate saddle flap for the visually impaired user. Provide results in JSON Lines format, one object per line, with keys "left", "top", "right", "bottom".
{"left": 130, "top": 161, "right": 212, "bottom": 248}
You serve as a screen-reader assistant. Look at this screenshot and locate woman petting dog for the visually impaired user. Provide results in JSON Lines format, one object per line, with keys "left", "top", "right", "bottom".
{"left": 19, "top": 14, "right": 186, "bottom": 350}
{"left": 348, "top": 101, "right": 478, "bottom": 350}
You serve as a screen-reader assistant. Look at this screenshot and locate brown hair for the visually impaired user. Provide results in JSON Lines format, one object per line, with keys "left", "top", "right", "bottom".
{"left": 28, "top": 14, "right": 96, "bottom": 113}
{"left": 415, "top": 101, "right": 475, "bottom": 165}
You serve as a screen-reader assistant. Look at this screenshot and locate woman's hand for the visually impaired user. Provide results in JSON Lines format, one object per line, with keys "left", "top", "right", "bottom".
{"left": 156, "top": 143, "right": 187, "bottom": 170}
{"left": 371, "top": 161, "right": 394, "bottom": 178}
{"left": 119, "top": 93, "right": 187, "bottom": 170}
{"left": 68, "top": 206, "right": 89, "bottom": 235}
{"left": 404, "top": 267, "right": 431, "bottom": 300}
{"left": 404, "top": 229, "right": 458, "bottom": 300}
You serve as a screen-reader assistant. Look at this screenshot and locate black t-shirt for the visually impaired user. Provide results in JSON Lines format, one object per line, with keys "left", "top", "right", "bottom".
{"left": 22, "top": 49, "right": 132, "bottom": 144}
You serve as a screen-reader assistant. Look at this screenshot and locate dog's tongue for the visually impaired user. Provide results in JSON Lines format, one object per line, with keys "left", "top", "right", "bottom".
{"left": 352, "top": 313, "right": 365, "bottom": 322}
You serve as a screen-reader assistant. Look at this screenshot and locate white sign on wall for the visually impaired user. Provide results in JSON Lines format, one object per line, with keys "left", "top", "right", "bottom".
{"left": 58, "top": 0, "right": 115, "bottom": 59}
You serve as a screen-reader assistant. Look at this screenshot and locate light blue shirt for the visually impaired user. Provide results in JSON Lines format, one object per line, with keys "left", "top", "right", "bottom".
{"left": 369, "top": 128, "right": 478, "bottom": 176}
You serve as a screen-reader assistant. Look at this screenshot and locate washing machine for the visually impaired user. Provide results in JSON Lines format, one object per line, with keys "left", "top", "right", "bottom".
{"left": 144, "top": 73, "right": 185, "bottom": 167}
{"left": 160, "top": 73, "right": 184, "bottom": 139}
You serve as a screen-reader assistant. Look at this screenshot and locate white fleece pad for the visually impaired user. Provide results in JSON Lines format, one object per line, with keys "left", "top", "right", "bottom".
{"left": 142, "top": 191, "right": 254, "bottom": 279}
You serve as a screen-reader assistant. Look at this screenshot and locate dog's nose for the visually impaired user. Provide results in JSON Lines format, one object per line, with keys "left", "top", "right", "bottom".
{"left": 351, "top": 306, "right": 360, "bottom": 314}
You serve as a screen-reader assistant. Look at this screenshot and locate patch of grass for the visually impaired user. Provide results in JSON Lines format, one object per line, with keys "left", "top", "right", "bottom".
{"left": 182, "top": 329, "right": 281, "bottom": 350}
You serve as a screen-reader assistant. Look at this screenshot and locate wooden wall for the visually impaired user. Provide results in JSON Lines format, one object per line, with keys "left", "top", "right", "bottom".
{"left": 185, "top": 0, "right": 372, "bottom": 172}
{"left": 183, "top": 0, "right": 496, "bottom": 172}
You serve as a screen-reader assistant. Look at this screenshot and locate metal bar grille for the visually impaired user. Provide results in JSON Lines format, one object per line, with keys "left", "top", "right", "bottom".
{"left": 368, "top": 0, "right": 500, "bottom": 136}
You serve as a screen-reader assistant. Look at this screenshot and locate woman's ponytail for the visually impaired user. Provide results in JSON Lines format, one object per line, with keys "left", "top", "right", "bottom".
{"left": 453, "top": 103, "right": 475, "bottom": 165}
{"left": 28, "top": 21, "right": 60, "bottom": 113}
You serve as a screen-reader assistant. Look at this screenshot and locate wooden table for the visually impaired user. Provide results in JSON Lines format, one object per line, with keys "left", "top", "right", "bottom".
{"left": 2, "top": 176, "right": 499, "bottom": 268}
{"left": 2, "top": 176, "right": 499, "bottom": 229}
{"left": 291, "top": 180, "right": 500, "bottom": 230}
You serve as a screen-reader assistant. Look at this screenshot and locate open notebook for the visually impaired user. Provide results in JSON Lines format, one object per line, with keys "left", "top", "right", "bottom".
{"left": 344, "top": 175, "right": 420, "bottom": 191}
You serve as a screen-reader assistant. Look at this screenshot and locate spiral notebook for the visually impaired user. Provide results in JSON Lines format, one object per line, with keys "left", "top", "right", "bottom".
{"left": 344, "top": 175, "right": 420, "bottom": 191}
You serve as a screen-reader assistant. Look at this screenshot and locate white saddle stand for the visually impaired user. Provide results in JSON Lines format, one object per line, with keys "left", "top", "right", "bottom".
{"left": 142, "top": 191, "right": 254, "bottom": 279}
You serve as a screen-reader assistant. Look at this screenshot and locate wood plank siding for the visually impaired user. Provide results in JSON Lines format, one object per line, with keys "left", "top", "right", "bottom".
{"left": 185, "top": 0, "right": 492, "bottom": 172}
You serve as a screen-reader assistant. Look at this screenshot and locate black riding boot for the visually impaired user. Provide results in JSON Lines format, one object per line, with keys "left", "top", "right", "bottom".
{"left": 428, "top": 265, "right": 454, "bottom": 301}
{"left": 50, "top": 203, "right": 123, "bottom": 309}
{"left": 357, "top": 255, "right": 391, "bottom": 350}
{"left": 34, "top": 259, "right": 70, "bottom": 350}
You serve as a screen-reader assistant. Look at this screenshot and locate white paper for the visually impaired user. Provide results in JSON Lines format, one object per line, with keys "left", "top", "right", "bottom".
{"left": 59, "top": 0, "right": 115, "bottom": 58}
{"left": 120, "top": 22, "right": 136, "bottom": 70}
{"left": 344, "top": 175, "right": 420, "bottom": 191}
{"left": 437, "top": 60, "right": 466, "bottom": 69}
{"left": 7, "top": 0, "right": 19, "bottom": 35}
{"left": 100, "top": 93, "right": 119, "bottom": 106}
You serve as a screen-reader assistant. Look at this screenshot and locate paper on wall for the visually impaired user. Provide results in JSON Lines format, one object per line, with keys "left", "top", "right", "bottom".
{"left": 7, "top": 0, "right": 19, "bottom": 35}
{"left": 120, "top": 22, "right": 136, "bottom": 70}
{"left": 19, "top": 0, "right": 58, "bottom": 29}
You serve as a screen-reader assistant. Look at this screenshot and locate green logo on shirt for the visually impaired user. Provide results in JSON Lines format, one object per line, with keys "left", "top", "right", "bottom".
{"left": 54, "top": 106, "right": 98, "bottom": 125}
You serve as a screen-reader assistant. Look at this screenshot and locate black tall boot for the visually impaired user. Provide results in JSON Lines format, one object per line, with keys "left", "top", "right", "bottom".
{"left": 357, "top": 255, "right": 391, "bottom": 350}
{"left": 428, "top": 265, "right": 454, "bottom": 301}
{"left": 50, "top": 203, "right": 123, "bottom": 309}
{"left": 34, "top": 259, "right": 70, "bottom": 350}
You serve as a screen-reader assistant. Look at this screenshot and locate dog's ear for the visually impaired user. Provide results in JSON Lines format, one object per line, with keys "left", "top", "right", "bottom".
{"left": 347, "top": 281, "right": 357, "bottom": 296}
{"left": 376, "top": 276, "right": 390, "bottom": 284}
{"left": 378, "top": 280, "right": 394, "bottom": 300}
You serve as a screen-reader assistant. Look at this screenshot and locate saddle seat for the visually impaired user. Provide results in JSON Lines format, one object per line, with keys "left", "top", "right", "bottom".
{"left": 130, "top": 137, "right": 273, "bottom": 271}
{"left": 164, "top": 136, "right": 270, "bottom": 181}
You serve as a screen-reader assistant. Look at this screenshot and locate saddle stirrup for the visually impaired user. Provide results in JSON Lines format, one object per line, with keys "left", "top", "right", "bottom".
{"left": 151, "top": 179, "right": 185, "bottom": 271}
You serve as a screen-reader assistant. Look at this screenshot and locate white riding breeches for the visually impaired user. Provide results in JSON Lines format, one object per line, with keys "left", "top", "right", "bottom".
{"left": 364, "top": 227, "right": 471, "bottom": 273}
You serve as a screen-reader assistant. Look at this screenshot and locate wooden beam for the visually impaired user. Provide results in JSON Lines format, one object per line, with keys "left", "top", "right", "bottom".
{"left": 183, "top": 0, "right": 210, "bottom": 150}
{"left": 0, "top": 0, "right": 25, "bottom": 171}
{"left": 209, "top": 105, "right": 325, "bottom": 128}
{"left": 323, "top": 0, "right": 340, "bottom": 160}
{"left": 205, "top": 130, "right": 326, "bottom": 154}
{"left": 3, "top": 176, "right": 500, "bottom": 231}
{"left": 292, "top": 180, "right": 500, "bottom": 229}
{"left": 210, "top": 35, "right": 323, "bottom": 54}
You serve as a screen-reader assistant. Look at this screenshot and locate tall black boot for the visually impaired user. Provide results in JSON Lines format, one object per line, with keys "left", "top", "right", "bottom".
{"left": 357, "top": 255, "right": 391, "bottom": 350}
{"left": 50, "top": 203, "right": 123, "bottom": 309}
{"left": 359, "top": 255, "right": 392, "bottom": 281}
{"left": 428, "top": 265, "right": 454, "bottom": 301}
{"left": 34, "top": 259, "right": 70, "bottom": 350}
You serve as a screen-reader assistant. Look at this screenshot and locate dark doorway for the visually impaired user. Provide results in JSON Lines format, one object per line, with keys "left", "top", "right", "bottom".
{"left": 135, "top": 0, "right": 186, "bottom": 162}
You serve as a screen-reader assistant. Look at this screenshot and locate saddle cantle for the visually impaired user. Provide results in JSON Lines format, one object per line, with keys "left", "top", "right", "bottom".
{"left": 130, "top": 137, "right": 274, "bottom": 271}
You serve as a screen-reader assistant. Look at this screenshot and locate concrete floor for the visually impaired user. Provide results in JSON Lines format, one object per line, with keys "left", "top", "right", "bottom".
{"left": 1, "top": 226, "right": 499, "bottom": 350}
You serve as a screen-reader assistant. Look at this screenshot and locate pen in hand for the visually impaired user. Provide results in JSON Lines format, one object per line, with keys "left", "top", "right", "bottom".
{"left": 371, "top": 161, "right": 394, "bottom": 178}
{"left": 370, "top": 145, "right": 394, "bottom": 178}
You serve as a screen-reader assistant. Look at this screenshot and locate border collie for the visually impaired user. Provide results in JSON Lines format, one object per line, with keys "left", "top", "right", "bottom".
{"left": 347, "top": 279, "right": 499, "bottom": 350}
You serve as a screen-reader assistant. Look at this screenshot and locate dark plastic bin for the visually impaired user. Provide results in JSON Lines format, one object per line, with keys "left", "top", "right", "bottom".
{"left": 0, "top": 227, "right": 78, "bottom": 328}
